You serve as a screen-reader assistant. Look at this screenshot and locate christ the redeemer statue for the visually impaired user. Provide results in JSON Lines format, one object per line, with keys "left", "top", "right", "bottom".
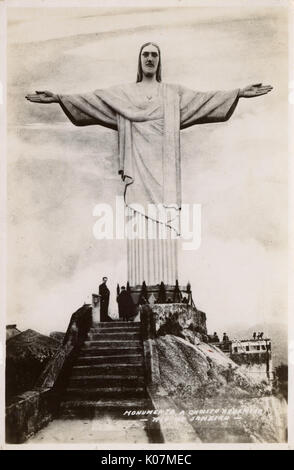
{"left": 26, "top": 42, "right": 272, "bottom": 287}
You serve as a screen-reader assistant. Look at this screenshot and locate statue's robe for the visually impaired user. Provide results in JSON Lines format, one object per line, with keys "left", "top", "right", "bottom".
{"left": 58, "top": 83, "right": 239, "bottom": 285}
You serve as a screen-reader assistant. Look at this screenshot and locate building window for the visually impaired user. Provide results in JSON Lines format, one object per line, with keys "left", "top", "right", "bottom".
{"left": 262, "top": 345, "right": 266, "bottom": 350}
{"left": 246, "top": 346, "right": 249, "bottom": 351}
{"left": 234, "top": 347, "right": 238, "bottom": 353}
{"left": 257, "top": 345, "right": 260, "bottom": 351}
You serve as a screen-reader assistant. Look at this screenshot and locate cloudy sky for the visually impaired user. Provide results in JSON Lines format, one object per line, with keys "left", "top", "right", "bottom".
{"left": 7, "top": 3, "right": 288, "bottom": 336}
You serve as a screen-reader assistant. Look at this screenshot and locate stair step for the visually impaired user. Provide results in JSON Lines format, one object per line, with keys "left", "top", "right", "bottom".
{"left": 68, "top": 375, "right": 145, "bottom": 387}
{"left": 89, "top": 332, "right": 140, "bottom": 341}
{"left": 61, "top": 399, "right": 149, "bottom": 409}
{"left": 92, "top": 322, "right": 140, "bottom": 328}
{"left": 90, "top": 327, "right": 140, "bottom": 334}
{"left": 56, "top": 317, "right": 147, "bottom": 420}
{"left": 80, "top": 346, "right": 143, "bottom": 356}
{"left": 59, "top": 399, "right": 150, "bottom": 419}
{"left": 76, "top": 354, "right": 143, "bottom": 365}
{"left": 64, "top": 386, "right": 146, "bottom": 399}
{"left": 83, "top": 340, "right": 142, "bottom": 348}
{"left": 72, "top": 364, "right": 144, "bottom": 376}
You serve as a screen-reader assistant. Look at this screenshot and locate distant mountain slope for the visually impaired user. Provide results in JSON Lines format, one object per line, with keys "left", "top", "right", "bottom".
{"left": 49, "top": 331, "right": 65, "bottom": 343}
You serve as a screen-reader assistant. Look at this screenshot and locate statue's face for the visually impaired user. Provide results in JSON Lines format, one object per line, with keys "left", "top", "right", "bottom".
{"left": 140, "top": 44, "right": 159, "bottom": 78}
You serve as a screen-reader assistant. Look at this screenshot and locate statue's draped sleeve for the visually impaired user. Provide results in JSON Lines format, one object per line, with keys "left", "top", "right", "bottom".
{"left": 58, "top": 85, "right": 239, "bottom": 130}
{"left": 58, "top": 91, "right": 118, "bottom": 130}
{"left": 179, "top": 85, "right": 240, "bottom": 129}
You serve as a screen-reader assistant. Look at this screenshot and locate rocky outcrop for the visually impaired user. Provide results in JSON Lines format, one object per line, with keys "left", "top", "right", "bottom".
{"left": 155, "top": 334, "right": 287, "bottom": 443}
{"left": 156, "top": 334, "right": 261, "bottom": 398}
{"left": 150, "top": 303, "right": 207, "bottom": 342}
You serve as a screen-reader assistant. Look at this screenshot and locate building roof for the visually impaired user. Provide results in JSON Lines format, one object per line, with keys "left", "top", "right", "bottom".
{"left": 6, "top": 324, "right": 22, "bottom": 341}
{"left": 6, "top": 329, "right": 60, "bottom": 362}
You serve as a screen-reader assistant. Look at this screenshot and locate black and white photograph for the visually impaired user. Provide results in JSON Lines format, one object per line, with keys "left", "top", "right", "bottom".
{"left": 1, "top": 0, "right": 292, "bottom": 449}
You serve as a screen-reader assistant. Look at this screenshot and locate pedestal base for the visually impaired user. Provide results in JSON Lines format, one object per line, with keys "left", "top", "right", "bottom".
{"left": 129, "top": 284, "right": 190, "bottom": 305}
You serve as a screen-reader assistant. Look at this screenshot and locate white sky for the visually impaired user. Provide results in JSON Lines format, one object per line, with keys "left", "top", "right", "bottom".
{"left": 6, "top": 4, "right": 288, "bottom": 336}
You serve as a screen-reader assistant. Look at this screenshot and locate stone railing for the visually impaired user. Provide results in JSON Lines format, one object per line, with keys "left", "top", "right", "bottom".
{"left": 36, "top": 304, "right": 92, "bottom": 388}
{"left": 6, "top": 304, "right": 92, "bottom": 443}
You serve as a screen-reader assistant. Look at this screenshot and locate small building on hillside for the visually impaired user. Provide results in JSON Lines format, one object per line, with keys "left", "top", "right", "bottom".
{"left": 210, "top": 336, "right": 272, "bottom": 384}
{"left": 229, "top": 338, "right": 272, "bottom": 383}
{"left": 6, "top": 329, "right": 60, "bottom": 400}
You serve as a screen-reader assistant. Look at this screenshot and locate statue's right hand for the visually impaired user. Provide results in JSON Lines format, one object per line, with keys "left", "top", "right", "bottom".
{"left": 25, "top": 90, "right": 59, "bottom": 104}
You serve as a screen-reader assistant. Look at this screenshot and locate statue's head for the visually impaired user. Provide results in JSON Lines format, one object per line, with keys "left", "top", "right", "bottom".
{"left": 136, "top": 42, "right": 162, "bottom": 82}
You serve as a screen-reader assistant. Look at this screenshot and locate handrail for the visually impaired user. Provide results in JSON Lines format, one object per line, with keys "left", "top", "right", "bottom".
{"left": 36, "top": 304, "right": 92, "bottom": 389}
{"left": 62, "top": 304, "right": 92, "bottom": 347}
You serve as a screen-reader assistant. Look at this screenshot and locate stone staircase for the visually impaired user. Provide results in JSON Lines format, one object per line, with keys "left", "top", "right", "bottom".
{"left": 59, "top": 321, "right": 150, "bottom": 418}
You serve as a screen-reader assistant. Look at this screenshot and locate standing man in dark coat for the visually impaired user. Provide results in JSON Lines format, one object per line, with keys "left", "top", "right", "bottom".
{"left": 99, "top": 276, "right": 110, "bottom": 322}
{"left": 117, "top": 286, "right": 134, "bottom": 321}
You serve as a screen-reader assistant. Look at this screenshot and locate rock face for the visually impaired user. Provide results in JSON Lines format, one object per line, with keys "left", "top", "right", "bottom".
{"left": 155, "top": 334, "right": 287, "bottom": 443}
{"left": 151, "top": 303, "right": 207, "bottom": 342}
{"left": 156, "top": 334, "right": 260, "bottom": 398}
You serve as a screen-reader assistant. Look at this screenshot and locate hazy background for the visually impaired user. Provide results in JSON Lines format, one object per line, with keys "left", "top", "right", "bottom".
{"left": 7, "top": 5, "right": 288, "bottom": 341}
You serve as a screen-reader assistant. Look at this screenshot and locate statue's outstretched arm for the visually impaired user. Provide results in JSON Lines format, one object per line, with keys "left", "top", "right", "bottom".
{"left": 26, "top": 90, "right": 118, "bottom": 130}
{"left": 180, "top": 82, "right": 273, "bottom": 129}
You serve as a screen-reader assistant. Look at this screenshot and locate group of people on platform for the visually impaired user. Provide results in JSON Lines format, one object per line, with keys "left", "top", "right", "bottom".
{"left": 98, "top": 276, "right": 192, "bottom": 322}
{"left": 209, "top": 331, "right": 265, "bottom": 344}
{"left": 253, "top": 331, "right": 264, "bottom": 340}
{"left": 99, "top": 277, "right": 134, "bottom": 322}
{"left": 210, "top": 332, "right": 230, "bottom": 344}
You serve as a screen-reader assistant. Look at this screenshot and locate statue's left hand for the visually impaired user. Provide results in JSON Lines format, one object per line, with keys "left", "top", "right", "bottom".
{"left": 239, "top": 83, "right": 273, "bottom": 98}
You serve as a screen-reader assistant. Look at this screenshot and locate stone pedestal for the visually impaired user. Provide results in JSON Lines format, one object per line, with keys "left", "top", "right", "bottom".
{"left": 92, "top": 294, "right": 101, "bottom": 323}
{"left": 128, "top": 284, "right": 190, "bottom": 305}
{"left": 127, "top": 211, "right": 179, "bottom": 286}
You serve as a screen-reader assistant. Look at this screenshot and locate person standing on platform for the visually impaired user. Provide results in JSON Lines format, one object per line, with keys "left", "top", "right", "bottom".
{"left": 223, "top": 332, "right": 229, "bottom": 343}
{"left": 99, "top": 276, "right": 110, "bottom": 322}
{"left": 117, "top": 286, "right": 134, "bottom": 321}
